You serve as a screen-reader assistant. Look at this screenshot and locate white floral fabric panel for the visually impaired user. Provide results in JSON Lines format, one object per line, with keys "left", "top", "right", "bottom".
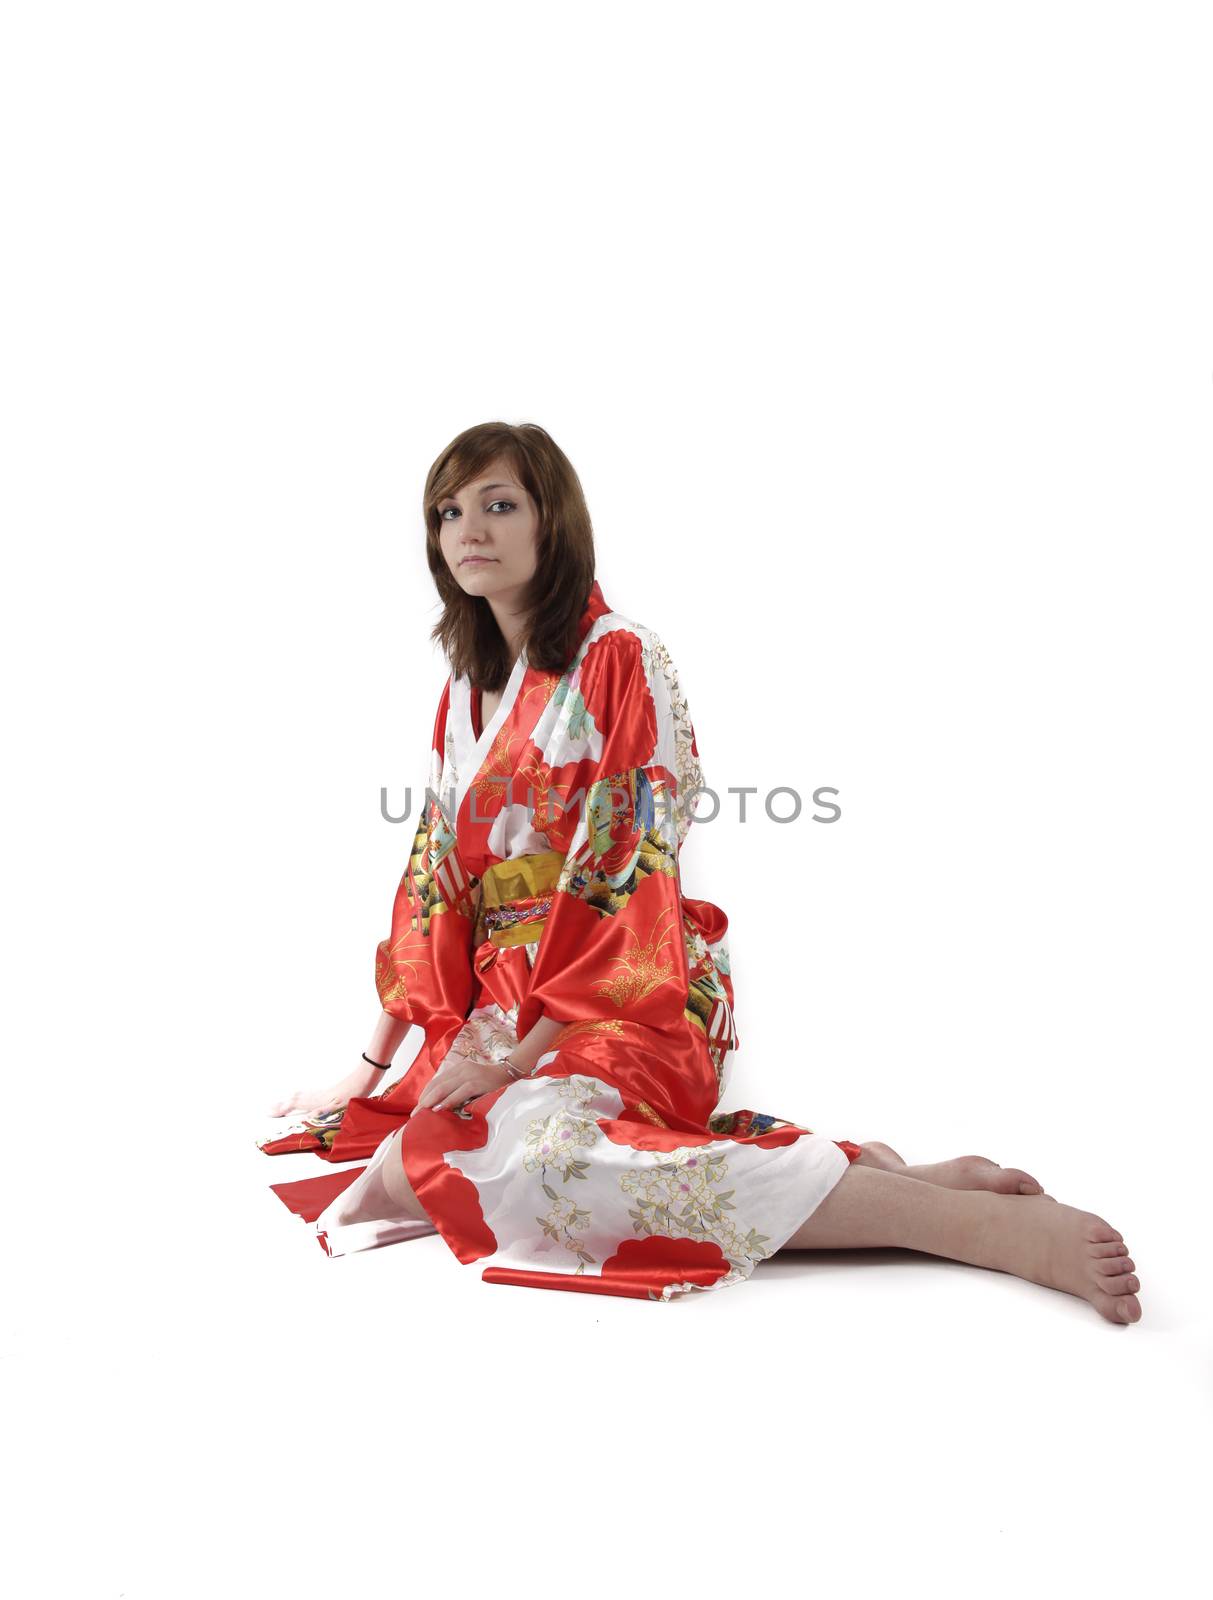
{"left": 443, "top": 1071, "right": 850, "bottom": 1301}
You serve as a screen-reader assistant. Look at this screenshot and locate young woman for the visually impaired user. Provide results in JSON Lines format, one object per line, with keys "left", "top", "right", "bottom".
{"left": 262, "top": 421, "right": 1141, "bottom": 1319}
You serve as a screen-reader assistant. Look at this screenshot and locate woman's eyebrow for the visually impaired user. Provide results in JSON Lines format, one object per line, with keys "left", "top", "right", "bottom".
{"left": 440, "top": 482, "right": 516, "bottom": 502}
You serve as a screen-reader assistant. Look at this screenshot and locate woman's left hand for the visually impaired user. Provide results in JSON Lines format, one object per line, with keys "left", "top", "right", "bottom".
{"left": 413, "top": 1047, "right": 514, "bottom": 1114}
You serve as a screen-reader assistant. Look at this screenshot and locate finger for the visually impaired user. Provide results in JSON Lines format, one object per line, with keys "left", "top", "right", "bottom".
{"left": 415, "top": 1076, "right": 449, "bottom": 1113}
{"left": 418, "top": 1077, "right": 453, "bottom": 1113}
{"left": 434, "top": 1085, "right": 471, "bottom": 1112}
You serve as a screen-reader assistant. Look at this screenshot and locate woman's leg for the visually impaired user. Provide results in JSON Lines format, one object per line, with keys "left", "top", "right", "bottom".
{"left": 780, "top": 1164, "right": 1141, "bottom": 1324}
{"left": 321, "top": 1126, "right": 431, "bottom": 1228}
{"left": 852, "top": 1141, "right": 909, "bottom": 1170}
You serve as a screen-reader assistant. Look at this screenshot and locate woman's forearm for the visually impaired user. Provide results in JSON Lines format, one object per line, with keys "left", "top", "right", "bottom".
{"left": 366, "top": 1009, "right": 414, "bottom": 1065}
{"left": 507, "top": 1011, "right": 566, "bottom": 1072}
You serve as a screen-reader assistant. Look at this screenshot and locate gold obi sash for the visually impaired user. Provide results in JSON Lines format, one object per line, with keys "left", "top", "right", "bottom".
{"left": 472, "top": 850, "right": 565, "bottom": 969}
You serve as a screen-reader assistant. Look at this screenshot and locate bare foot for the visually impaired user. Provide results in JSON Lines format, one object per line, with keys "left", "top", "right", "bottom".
{"left": 976, "top": 1194, "right": 1142, "bottom": 1325}
{"left": 859, "top": 1143, "right": 1047, "bottom": 1196}
{"left": 903, "top": 1154, "right": 1046, "bottom": 1196}
{"left": 268, "top": 1060, "right": 387, "bottom": 1120}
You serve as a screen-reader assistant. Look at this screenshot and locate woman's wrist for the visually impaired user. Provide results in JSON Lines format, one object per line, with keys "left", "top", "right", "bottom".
{"left": 502, "top": 1039, "right": 543, "bottom": 1075}
{"left": 364, "top": 1009, "right": 412, "bottom": 1070}
{"left": 502, "top": 1013, "right": 567, "bottom": 1078}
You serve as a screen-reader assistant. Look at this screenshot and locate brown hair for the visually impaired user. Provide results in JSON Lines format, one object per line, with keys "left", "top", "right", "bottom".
{"left": 423, "top": 421, "right": 597, "bottom": 691}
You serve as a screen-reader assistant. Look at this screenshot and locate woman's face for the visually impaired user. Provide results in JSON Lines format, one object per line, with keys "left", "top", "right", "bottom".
{"left": 437, "top": 458, "right": 541, "bottom": 602}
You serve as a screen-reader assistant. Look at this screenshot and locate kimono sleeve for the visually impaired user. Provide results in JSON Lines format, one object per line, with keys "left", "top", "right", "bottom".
{"left": 515, "top": 626, "right": 703, "bottom": 1043}
{"left": 374, "top": 678, "right": 477, "bottom": 1039}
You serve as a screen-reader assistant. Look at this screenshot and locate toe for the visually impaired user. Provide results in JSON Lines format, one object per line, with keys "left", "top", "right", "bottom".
{"left": 1086, "top": 1220, "right": 1123, "bottom": 1244}
{"left": 1093, "top": 1287, "right": 1141, "bottom": 1324}
{"left": 987, "top": 1167, "right": 1025, "bottom": 1193}
{"left": 1091, "top": 1241, "right": 1129, "bottom": 1257}
{"left": 1007, "top": 1169, "right": 1043, "bottom": 1195}
{"left": 1097, "top": 1256, "right": 1136, "bottom": 1276}
{"left": 1105, "top": 1274, "right": 1140, "bottom": 1296}
{"left": 978, "top": 1164, "right": 1042, "bottom": 1195}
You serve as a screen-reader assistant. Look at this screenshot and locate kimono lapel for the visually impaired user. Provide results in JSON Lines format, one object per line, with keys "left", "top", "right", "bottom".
{"left": 452, "top": 659, "right": 556, "bottom": 863}
{"left": 449, "top": 650, "right": 531, "bottom": 818}
{"left": 452, "top": 580, "right": 612, "bottom": 857}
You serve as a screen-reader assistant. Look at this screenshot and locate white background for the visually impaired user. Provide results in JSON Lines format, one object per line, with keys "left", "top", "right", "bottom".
{"left": 3, "top": 3, "right": 1209, "bottom": 1596}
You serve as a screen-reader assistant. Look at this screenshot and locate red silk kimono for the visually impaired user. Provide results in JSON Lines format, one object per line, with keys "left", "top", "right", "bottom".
{"left": 263, "top": 581, "right": 861, "bottom": 1300}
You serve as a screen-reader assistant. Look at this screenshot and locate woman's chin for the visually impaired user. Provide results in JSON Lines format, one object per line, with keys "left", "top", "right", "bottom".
{"left": 458, "top": 570, "right": 527, "bottom": 603}
{"left": 456, "top": 567, "right": 502, "bottom": 594}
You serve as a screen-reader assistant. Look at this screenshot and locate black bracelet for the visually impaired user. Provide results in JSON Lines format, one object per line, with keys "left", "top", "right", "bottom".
{"left": 362, "top": 1051, "right": 391, "bottom": 1071}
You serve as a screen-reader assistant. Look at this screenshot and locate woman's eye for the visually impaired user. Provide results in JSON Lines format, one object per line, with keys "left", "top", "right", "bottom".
{"left": 439, "top": 501, "right": 515, "bottom": 520}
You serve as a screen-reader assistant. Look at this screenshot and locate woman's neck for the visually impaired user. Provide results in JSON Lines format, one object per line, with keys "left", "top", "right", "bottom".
{"left": 486, "top": 594, "right": 526, "bottom": 663}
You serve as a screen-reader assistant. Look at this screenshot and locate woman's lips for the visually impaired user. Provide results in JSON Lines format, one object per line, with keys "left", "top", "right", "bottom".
{"left": 461, "top": 557, "right": 496, "bottom": 566}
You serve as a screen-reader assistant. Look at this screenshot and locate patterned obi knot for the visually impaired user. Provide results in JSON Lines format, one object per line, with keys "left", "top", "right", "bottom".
{"left": 485, "top": 893, "right": 553, "bottom": 939}
{"left": 473, "top": 849, "right": 566, "bottom": 956}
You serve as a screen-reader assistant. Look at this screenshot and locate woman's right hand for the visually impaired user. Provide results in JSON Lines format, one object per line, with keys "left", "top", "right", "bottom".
{"left": 268, "top": 1057, "right": 388, "bottom": 1120}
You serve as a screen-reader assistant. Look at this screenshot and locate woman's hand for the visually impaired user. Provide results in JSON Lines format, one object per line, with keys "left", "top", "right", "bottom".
{"left": 268, "top": 1011, "right": 413, "bottom": 1119}
{"left": 413, "top": 1047, "right": 515, "bottom": 1114}
{"left": 268, "top": 1057, "right": 387, "bottom": 1120}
